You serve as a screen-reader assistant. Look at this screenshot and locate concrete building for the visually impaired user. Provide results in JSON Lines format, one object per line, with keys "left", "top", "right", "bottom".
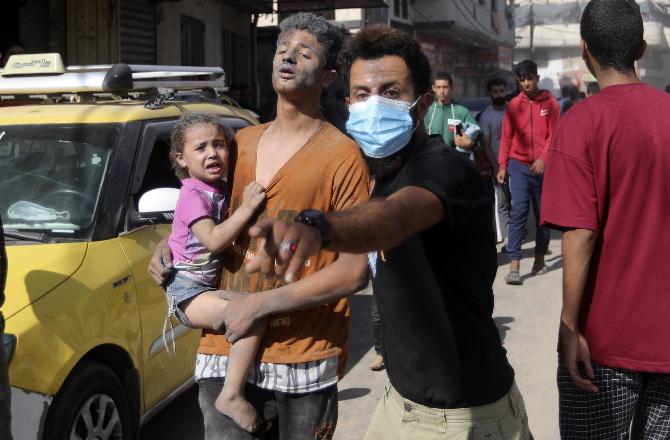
{"left": 1, "top": 0, "right": 269, "bottom": 99}
{"left": 514, "top": 0, "right": 670, "bottom": 94}
{"left": 407, "top": 0, "right": 517, "bottom": 97}
{"left": 360, "top": 0, "right": 517, "bottom": 97}
{"left": 256, "top": 0, "right": 515, "bottom": 103}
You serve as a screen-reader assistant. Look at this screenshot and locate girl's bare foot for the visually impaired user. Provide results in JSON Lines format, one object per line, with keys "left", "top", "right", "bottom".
{"left": 215, "top": 391, "right": 260, "bottom": 433}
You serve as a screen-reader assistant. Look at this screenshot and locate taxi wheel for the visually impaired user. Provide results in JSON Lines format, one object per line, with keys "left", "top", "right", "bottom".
{"left": 44, "top": 360, "right": 132, "bottom": 440}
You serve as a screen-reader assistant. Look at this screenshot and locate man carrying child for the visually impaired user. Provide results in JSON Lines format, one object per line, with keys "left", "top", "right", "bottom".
{"left": 149, "top": 12, "right": 369, "bottom": 440}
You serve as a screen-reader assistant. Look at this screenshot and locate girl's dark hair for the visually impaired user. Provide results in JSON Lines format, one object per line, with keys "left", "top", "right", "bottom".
{"left": 580, "top": 0, "right": 643, "bottom": 73}
{"left": 169, "top": 113, "right": 232, "bottom": 180}
{"left": 339, "top": 24, "right": 431, "bottom": 96}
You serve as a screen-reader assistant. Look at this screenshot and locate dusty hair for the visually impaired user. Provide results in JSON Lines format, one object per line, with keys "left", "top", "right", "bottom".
{"left": 278, "top": 12, "right": 344, "bottom": 71}
{"left": 169, "top": 113, "right": 232, "bottom": 180}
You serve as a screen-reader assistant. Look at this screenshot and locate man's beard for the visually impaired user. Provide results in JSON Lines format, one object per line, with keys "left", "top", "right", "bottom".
{"left": 492, "top": 97, "right": 506, "bottom": 107}
{"left": 365, "top": 137, "right": 416, "bottom": 181}
{"left": 366, "top": 152, "right": 404, "bottom": 181}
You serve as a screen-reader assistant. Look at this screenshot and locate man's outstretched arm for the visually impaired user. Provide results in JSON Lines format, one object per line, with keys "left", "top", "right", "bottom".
{"left": 246, "top": 186, "right": 444, "bottom": 282}
{"left": 220, "top": 252, "right": 368, "bottom": 342}
{"left": 559, "top": 228, "right": 598, "bottom": 393}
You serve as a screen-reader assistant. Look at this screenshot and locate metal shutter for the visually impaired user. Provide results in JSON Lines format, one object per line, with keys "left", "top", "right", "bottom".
{"left": 120, "top": 0, "right": 156, "bottom": 64}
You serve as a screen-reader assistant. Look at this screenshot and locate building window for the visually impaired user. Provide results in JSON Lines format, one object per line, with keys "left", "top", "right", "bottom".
{"left": 221, "top": 30, "right": 250, "bottom": 86}
{"left": 181, "top": 15, "right": 205, "bottom": 66}
{"left": 393, "top": 0, "right": 408, "bottom": 20}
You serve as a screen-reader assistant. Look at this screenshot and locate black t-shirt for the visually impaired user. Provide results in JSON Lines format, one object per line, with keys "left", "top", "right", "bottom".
{"left": 371, "top": 136, "right": 514, "bottom": 408}
{"left": 0, "top": 215, "right": 5, "bottom": 309}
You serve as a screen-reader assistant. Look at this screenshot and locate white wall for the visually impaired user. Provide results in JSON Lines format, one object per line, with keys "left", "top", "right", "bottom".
{"left": 156, "top": 0, "right": 249, "bottom": 66}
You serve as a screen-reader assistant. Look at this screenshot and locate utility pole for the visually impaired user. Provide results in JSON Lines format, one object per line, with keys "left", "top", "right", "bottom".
{"left": 529, "top": 0, "right": 535, "bottom": 57}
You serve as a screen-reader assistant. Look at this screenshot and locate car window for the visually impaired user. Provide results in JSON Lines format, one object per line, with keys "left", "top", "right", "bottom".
{"left": 127, "top": 116, "right": 251, "bottom": 229}
{"left": 0, "top": 124, "right": 121, "bottom": 237}
{"left": 137, "top": 137, "right": 181, "bottom": 197}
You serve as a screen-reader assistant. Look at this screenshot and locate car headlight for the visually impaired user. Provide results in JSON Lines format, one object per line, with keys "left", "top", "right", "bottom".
{"left": 2, "top": 333, "right": 16, "bottom": 364}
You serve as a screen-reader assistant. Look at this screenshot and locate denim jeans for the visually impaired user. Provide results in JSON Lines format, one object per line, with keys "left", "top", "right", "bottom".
{"left": 370, "top": 295, "right": 382, "bottom": 356}
{"left": 507, "top": 159, "right": 550, "bottom": 261}
{"left": 0, "top": 313, "right": 12, "bottom": 440}
{"left": 164, "top": 270, "right": 215, "bottom": 328}
{"left": 198, "top": 378, "right": 338, "bottom": 440}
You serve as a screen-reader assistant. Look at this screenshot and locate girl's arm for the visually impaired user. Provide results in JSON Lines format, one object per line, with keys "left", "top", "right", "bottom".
{"left": 191, "top": 182, "right": 265, "bottom": 253}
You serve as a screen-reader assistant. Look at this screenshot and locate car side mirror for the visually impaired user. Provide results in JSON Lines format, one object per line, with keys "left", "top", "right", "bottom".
{"left": 135, "top": 187, "right": 180, "bottom": 225}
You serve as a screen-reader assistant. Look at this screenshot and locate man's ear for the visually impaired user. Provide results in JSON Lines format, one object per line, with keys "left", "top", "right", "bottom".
{"left": 321, "top": 69, "right": 337, "bottom": 88}
{"left": 580, "top": 39, "right": 590, "bottom": 62}
{"left": 636, "top": 40, "right": 647, "bottom": 61}
{"left": 416, "top": 92, "right": 433, "bottom": 120}
{"left": 345, "top": 96, "right": 350, "bottom": 106}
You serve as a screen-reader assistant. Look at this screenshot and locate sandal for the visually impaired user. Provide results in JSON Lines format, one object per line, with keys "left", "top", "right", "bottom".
{"left": 505, "top": 271, "right": 522, "bottom": 285}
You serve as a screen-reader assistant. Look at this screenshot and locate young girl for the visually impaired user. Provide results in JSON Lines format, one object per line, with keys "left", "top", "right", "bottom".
{"left": 165, "top": 113, "right": 265, "bottom": 433}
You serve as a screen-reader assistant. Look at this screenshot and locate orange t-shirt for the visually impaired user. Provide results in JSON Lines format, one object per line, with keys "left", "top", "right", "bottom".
{"left": 198, "top": 122, "right": 370, "bottom": 365}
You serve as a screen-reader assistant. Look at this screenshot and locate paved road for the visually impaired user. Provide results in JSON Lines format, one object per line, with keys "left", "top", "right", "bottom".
{"left": 141, "top": 236, "right": 563, "bottom": 439}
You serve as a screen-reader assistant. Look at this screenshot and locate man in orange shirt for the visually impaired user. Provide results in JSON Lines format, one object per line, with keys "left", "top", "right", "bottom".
{"left": 150, "top": 12, "right": 369, "bottom": 440}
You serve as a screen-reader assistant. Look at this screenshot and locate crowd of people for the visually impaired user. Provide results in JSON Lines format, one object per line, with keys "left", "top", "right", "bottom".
{"left": 1, "top": 0, "right": 669, "bottom": 439}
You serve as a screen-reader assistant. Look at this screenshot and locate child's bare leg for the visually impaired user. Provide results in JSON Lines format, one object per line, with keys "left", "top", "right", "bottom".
{"left": 215, "top": 320, "right": 266, "bottom": 433}
{"left": 180, "top": 291, "right": 229, "bottom": 330}
{"left": 181, "top": 291, "right": 266, "bottom": 432}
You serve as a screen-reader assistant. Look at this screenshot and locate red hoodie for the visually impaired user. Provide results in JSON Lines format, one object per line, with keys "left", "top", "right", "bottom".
{"left": 498, "top": 89, "right": 560, "bottom": 168}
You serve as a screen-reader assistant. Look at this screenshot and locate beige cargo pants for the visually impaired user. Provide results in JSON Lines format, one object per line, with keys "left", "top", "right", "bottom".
{"left": 365, "top": 382, "right": 532, "bottom": 440}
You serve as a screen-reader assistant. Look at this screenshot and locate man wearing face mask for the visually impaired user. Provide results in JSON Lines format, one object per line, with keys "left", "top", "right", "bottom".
{"left": 220, "top": 25, "right": 532, "bottom": 439}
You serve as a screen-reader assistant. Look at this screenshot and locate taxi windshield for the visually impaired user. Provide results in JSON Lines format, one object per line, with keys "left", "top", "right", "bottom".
{"left": 0, "top": 124, "right": 120, "bottom": 237}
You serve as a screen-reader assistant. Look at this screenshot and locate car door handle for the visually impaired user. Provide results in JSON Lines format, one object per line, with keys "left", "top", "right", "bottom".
{"left": 112, "top": 275, "right": 132, "bottom": 289}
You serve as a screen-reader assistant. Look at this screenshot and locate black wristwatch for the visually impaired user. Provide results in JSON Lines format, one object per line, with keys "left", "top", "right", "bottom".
{"left": 295, "top": 209, "right": 331, "bottom": 249}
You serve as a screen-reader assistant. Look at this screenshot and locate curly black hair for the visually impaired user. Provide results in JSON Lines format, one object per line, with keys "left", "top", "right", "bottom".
{"left": 338, "top": 25, "right": 431, "bottom": 96}
{"left": 581, "top": 0, "right": 643, "bottom": 73}
{"left": 486, "top": 77, "right": 507, "bottom": 92}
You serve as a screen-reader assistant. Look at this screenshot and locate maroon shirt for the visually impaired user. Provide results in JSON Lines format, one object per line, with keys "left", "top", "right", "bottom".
{"left": 541, "top": 83, "right": 670, "bottom": 373}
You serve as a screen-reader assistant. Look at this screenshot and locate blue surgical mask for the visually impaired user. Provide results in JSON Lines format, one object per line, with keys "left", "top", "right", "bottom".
{"left": 346, "top": 95, "right": 420, "bottom": 159}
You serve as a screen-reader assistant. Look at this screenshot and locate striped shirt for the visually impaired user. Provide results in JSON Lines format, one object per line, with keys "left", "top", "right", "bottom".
{"left": 195, "top": 353, "right": 338, "bottom": 394}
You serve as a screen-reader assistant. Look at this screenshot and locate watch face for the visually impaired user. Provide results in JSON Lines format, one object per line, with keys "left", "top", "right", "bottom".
{"left": 297, "top": 209, "right": 322, "bottom": 224}
{"left": 296, "top": 209, "right": 331, "bottom": 247}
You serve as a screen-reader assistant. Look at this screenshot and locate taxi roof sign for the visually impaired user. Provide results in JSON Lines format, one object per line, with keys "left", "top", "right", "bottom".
{"left": 1, "top": 53, "right": 66, "bottom": 76}
{"left": 0, "top": 53, "right": 226, "bottom": 95}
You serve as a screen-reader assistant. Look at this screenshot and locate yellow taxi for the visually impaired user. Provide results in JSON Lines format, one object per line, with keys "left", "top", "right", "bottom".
{"left": 0, "top": 54, "right": 258, "bottom": 439}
